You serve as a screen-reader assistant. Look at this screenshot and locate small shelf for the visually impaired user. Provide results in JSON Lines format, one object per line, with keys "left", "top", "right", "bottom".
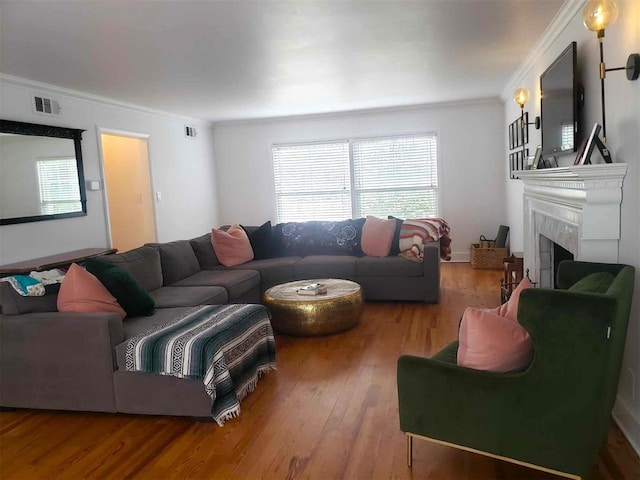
{"left": 0, "top": 248, "right": 117, "bottom": 275}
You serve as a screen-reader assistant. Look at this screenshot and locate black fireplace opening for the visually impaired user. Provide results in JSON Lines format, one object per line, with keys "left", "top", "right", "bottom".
{"left": 553, "top": 242, "right": 574, "bottom": 288}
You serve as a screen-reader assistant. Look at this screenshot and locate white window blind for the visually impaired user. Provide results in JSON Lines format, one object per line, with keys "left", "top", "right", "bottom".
{"left": 272, "top": 134, "right": 439, "bottom": 222}
{"left": 352, "top": 135, "right": 438, "bottom": 218}
{"left": 272, "top": 142, "right": 351, "bottom": 222}
{"left": 37, "top": 158, "right": 81, "bottom": 215}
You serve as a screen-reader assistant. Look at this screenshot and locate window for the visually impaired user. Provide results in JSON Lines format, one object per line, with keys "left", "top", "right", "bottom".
{"left": 561, "top": 122, "right": 574, "bottom": 151}
{"left": 272, "top": 134, "right": 438, "bottom": 222}
{"left": 36, "top": 157, "right": 81, "bottom": 215}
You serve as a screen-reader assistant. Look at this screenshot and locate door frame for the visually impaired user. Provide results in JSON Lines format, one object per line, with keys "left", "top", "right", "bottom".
{"left": 96, "top": 127, "right": 158, "bottom": 249}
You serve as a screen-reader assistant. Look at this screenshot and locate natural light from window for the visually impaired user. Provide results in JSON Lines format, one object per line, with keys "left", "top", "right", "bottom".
{"left": 272, "top": 134, "right": 438, "bottom": 222}
{"left": 36, "top": 157, "right": 81, "bottom": 215}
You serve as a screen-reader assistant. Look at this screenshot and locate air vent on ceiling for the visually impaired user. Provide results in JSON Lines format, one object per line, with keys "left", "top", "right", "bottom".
{"left": 185, "top": 125, "right": 197, "bottom": 138}
{"left": 32, "top": 94, "right": 61, "bottom": 116}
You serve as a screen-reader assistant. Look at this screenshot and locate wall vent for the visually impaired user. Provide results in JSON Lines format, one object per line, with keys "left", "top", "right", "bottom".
{"left": 185, "top": 125, "right": 197, "bottom": 138}
{"left": 32, "top": 94, "right": 61, "bottom": 115}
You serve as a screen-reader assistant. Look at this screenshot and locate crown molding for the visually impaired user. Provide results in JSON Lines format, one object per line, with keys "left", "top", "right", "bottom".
{"left": 0, "top": 73, "right": 208, "bottom": 125}
{"left": 501, "top": 0, "right": 587, "bottom": 102}
{"left": 213, "top": 97, "right": 502, "bottom": 127}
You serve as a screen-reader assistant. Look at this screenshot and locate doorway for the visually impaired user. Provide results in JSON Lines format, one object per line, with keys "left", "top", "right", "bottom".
{"left": 100, "top": 132, "right": 157, "bottom": 252}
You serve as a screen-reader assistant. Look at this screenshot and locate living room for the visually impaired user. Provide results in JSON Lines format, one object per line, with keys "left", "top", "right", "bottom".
{"left": 1, "top": 0, "right": 638, "bottom": 478}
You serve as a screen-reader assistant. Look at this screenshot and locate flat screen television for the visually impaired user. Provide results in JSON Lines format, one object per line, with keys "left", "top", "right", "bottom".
{"left": 540, "top": 41, "right": 580, "bottom": 156}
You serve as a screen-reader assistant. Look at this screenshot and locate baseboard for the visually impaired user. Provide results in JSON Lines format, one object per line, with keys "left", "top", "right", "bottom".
{"left": 612, "top": 396, "right": 640, "bottom": 456}
{"left": 449, "top": 252, "right": 470, "bottom": 263}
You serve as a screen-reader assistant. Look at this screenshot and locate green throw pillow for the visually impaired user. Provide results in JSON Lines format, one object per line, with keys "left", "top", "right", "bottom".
{"left": 568, "top": 272, "right": 615, "bottom": 294}
{"left": 85, "top": 258, "right": 155, "bottom": 317}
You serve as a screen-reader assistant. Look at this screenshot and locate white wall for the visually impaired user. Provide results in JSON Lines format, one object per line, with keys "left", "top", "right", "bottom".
{"left": 0, "top": 77, "right": 219, "bottom": 264}
{"left": 213, "top": 100, "right": 506, "bottom": 262}
{"left": 503, "top": 0, "right": 640, "bottom": 453}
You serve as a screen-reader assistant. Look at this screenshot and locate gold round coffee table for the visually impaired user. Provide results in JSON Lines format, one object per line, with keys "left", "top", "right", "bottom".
{"left": 263, "top": 279, "right": 364, "bottom": 337}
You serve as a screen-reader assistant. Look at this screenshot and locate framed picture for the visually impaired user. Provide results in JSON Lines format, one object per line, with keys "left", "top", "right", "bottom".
{"left": 573, "top": 137, "right": 589, "bottom": 165}
{"left": 509, "top": 148, "right": 528, "bottom": 179}
{"left": 509, "top": 123, "right": 515, "bottom": 150}
{"left": 532, "top": 145, "right": 543, "bottom": 169}
{"left": 580, "top": 123, "right": 602, "bottom": 165}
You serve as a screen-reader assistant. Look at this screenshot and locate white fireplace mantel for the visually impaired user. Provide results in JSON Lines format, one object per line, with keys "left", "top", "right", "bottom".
{"left": 519, "top": 164, "right": 627, "bottom": 286}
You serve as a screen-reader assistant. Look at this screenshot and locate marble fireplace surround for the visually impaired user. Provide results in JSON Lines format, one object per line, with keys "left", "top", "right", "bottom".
{"left": 519, "top": 164, "right": 627, "bottom": 288}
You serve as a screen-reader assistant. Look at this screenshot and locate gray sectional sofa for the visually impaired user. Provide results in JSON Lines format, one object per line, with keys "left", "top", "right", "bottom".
{"left": 0, "top": 223, "right": 441, "bottom": 417}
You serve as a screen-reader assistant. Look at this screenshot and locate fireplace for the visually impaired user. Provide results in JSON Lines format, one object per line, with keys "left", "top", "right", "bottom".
{"left": 519, "top": 164, "right": 627, "bottom": 287}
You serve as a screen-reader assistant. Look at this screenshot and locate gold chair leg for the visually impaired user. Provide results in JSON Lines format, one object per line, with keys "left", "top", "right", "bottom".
{"left": 407, "top": 434, "right": 413, "bottom": 467}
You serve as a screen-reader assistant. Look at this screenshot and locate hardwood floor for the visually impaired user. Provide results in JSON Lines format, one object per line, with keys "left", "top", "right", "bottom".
{"left": 1, "top": 263, "right": 638, "bottom": 479}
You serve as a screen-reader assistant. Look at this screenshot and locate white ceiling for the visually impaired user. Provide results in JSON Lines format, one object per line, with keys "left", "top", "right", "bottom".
{"left": 0, "top": 0, "right": 565, "bottom": 122}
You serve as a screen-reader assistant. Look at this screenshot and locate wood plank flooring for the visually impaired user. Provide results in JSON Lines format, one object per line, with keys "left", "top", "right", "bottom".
{"left": 1, "top": 263, "right": 638, "bottom": 479}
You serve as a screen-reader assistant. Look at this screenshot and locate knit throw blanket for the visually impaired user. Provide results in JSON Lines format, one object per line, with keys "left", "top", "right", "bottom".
{"left": 399, "top": 218, "right": 452, "bottom": 262}
{"left": 125, "top": 304, "right": 276, "bottom": 426}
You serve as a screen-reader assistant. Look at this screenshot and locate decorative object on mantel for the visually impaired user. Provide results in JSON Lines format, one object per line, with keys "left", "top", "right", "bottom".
{"left": 578, "top": 123, "right": 612, "bottom": 165}
{"left": 582, "top": 0, "right": 639, "bottom": 143}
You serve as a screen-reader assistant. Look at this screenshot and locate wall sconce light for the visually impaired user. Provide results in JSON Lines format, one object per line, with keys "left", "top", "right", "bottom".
{"left": 582, "top": 0, "right": 639, "bottom": 143}
{"left": 513, "top": 87, "right": 541, "bottom": 158}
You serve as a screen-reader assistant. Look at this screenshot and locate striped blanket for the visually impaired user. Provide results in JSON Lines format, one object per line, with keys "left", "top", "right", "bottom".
{"left": 125, "top": 304, "right": 276, "bottom": 426}
{"left": 398, "top": 218, "right": 452, "bottom": 262}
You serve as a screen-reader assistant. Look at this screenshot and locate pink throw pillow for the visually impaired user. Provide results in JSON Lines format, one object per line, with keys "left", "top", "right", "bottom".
{"left": 498, "top": 277, "right": 534, "bottom": 321}
{"left": 211, "top": 224, "right": 254, "bottom": 267}
{"left": 457, "top": 307, "right": 533, "bottom": 373}
{"left": 57, "top": 263, "right": 126, "bottom": 319}
{"left": 361, "top": 216, "right": 396, "bottom": 257}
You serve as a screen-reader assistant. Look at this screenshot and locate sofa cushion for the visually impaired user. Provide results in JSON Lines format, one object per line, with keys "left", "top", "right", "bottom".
{"left": 148, "top": 286, "right": 228, "bottom": 309}
{"left": 0, "top": 282, "right": 59, "bottom": 315}
{"left": 116, "top": 307, "right": 193, "bottom": 368}
{"left": 95, "top": 246, "right": 163, "bottom": 292}
{"left": 171, "top": 269, "right": 260, "bottom": 301}
{"left": 190, "top": 233, "right": 220, "bottom": 269}
{"left": 57, "top": 264, "right": 126, "bottom": 319}
{"left": 293, "top": 255, "right": 357, "bottom": 279}
{"left": 356, "top": 255, "right": 423, "bottom": 277}
{"left": 85, "top": 259, "right": 156, "bottom": 317}
{"left": 153, "top": 240, "right": 201, "bottom": 286}
{"left": 273, "top": 219, "right": 365, "bottom": 256}
{"left": 221, "top": 256, "right": 302, "bottom": 290}
{"left": 211, "top": 225, "right": 254, "bottom": 267}
{"left": 241, "top": 221, "right": 272, "bottom": 260}
{"left": 457, "top": 307, "right": 533, "bottom": 373}
{"left": 568, "top": 272, "right": 615, "bottom": 294}
{"left": 362, "top": 216, "right": 396, "bottom": 257}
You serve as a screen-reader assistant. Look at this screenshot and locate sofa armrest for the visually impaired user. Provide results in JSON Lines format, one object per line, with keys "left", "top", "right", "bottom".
{"left": 0, "top": 312, "right": 124, "bottom": 411}
{"left": 422, "top": 240, "right": 441, "bottom": 301}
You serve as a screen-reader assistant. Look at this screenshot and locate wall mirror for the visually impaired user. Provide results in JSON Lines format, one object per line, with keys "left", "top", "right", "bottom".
{"left": 0, "top": 119, "right": 87, "bottom": 225}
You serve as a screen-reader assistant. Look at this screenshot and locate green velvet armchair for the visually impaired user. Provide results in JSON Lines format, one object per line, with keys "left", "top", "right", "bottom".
{"left": 397, "top": 261, "right": 635, "bottom": 479}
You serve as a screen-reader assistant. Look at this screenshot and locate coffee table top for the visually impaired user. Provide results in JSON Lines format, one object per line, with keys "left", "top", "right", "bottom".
{"left": 264, "top": 278, "right": 361, "bottom": 302}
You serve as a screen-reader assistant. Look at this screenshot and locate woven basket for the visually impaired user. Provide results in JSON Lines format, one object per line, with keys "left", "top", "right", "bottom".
{"left": 470, "top": 243, "right": 508, "bottom": 269}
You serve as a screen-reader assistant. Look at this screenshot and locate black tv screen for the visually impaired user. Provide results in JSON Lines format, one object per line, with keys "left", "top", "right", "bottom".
{"left": 540, "top": 42, "right": 579, "bottom": 156}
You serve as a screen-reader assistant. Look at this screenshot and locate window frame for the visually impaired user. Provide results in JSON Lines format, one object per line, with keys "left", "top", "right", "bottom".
{"left": 271, "top": 131, "right": 441, "bottom": 223}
